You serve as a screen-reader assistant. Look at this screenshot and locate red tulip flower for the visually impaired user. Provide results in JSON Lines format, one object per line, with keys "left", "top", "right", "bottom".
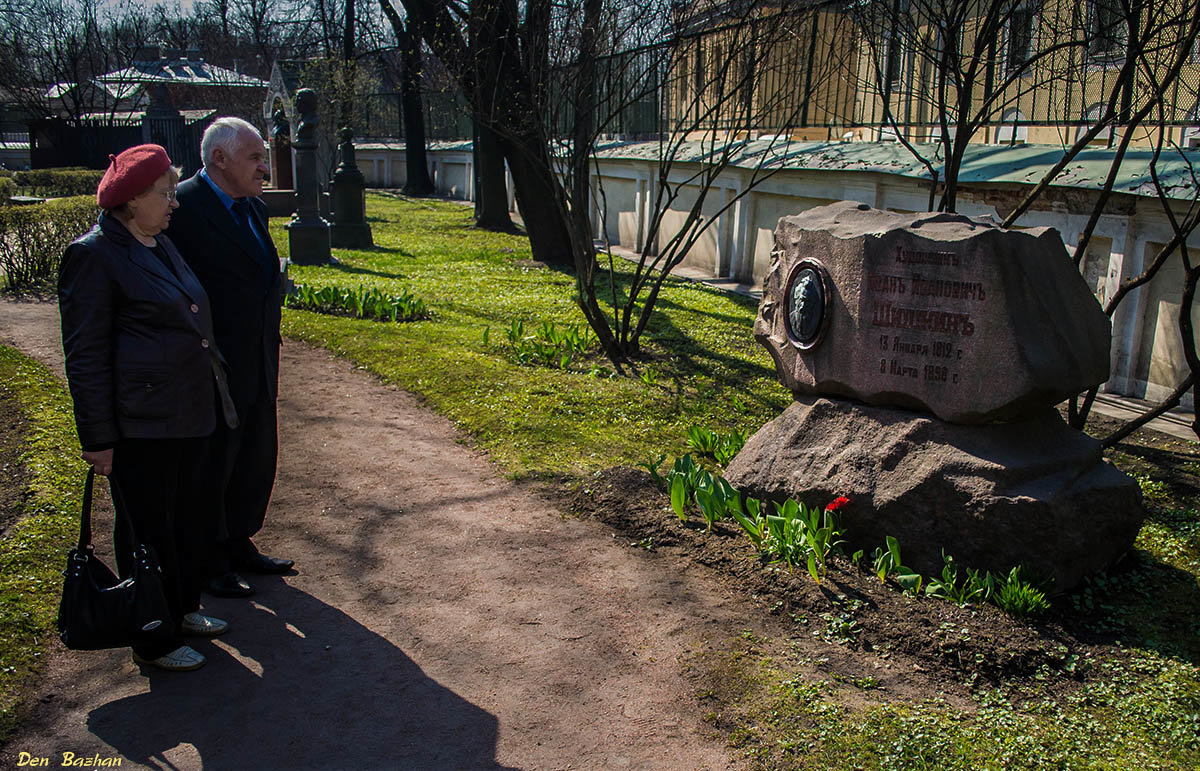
{"left": 825, "top": 496, "right": 850, "bottom": 512}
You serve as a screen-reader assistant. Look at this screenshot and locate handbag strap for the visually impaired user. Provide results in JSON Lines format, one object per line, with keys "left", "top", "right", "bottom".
{"left": 76, "top": 466, "right": 95, "bottom": 550}
{"left": 76, "top": 465, "right": 140, "bottom": 554}
{"left": 101, "top": 466, "right": 154, "bottom": 560}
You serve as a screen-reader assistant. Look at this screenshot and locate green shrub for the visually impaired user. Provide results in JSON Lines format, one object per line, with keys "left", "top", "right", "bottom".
{"left": 12, "top": 168, "right": 104, "bottom": 198}
{"left": 0, "top": 175, "right": 15, "bottom": 202}
{"left": 0, "top": 195, "right": 96, "bottom": 291}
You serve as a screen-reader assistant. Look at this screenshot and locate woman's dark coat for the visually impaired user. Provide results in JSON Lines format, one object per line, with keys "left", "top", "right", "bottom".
{"left": 58, "top": 212, "right": 237, "bottom": 449}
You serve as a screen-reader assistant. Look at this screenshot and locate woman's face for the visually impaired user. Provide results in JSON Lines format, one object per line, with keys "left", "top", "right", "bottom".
{"left": 127, "top": 172, "right": 179, "bottom": 237}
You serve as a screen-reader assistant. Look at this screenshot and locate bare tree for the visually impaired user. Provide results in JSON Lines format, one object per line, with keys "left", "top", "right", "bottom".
{"left": 1075, "top": 130, "right": 1200, "bottom": 441}
{"left": 378, "top": 0, "right": 436, "bottom": 196}
{"left": 838, "top": 0, "right": 1200, "bottom": 438}
{"left": 389, "top": 0, "right": 576, "bottom": 264}
{"left": 561, "top": 2, "right": 857, "bottom": 364}
{"left": 387, "top": 0, "right": 855, "bottom": 365}
{"left": 0, "top": 0, "right": 144, "bottom": 122}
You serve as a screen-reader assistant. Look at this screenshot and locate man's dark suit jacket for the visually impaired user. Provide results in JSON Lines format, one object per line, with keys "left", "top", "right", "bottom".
{"left": 58, "top": 212, "right": 238, "bottom": 449}
{"left": 168, "top": 173, "right": 282, "bottom": 416}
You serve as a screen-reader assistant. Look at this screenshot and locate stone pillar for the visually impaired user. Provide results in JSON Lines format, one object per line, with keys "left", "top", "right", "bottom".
{"left": 329, "top": 126, "right": 373, "bottom": 248}
{"left": 286, "top": 89, "right": 331, "bottom": 266}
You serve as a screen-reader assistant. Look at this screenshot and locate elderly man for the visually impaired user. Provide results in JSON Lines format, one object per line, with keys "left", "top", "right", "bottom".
{"left": 169, "top": 117, "right": 293, "bottom": 597}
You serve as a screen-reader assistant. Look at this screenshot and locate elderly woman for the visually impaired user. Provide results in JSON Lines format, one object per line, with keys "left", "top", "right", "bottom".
{"left": 59, "top": 144, "right": 239, "bottom": 672}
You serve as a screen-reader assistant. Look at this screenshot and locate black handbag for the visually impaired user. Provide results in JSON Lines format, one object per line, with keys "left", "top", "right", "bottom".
{"left": 57, "top": 467, "right": 174, "bottom": 650}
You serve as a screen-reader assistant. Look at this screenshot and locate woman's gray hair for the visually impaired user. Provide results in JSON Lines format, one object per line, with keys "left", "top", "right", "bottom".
{"left": 201, "top": 117, "right": 263, "bottom": 167}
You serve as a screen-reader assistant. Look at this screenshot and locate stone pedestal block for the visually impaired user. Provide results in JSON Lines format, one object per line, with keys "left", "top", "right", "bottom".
{"left": 724, "top": 397, "right": 1143, "bottom": 591}
{"left": 286, "top": 218, "right": 332, "bottom": 266}
{"left": 330, "top": 221, "right": 374, "bottom": 249}
{"left": 756, "top": 201, "right": 1111, "bottom": 424}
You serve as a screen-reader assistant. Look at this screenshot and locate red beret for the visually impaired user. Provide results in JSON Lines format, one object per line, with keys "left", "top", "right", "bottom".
{"left": 96, "top": 144, "right": 172, "bottom": 209}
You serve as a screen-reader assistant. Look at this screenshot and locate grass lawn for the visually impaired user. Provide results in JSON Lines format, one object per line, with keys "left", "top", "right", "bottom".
{"left": 0, "top": 347, "right": 85, "bottom": 743}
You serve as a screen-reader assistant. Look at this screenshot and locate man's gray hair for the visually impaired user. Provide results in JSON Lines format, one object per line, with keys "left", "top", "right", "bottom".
{"left": 201, "top": 117, "right": 264, "bottom": 167}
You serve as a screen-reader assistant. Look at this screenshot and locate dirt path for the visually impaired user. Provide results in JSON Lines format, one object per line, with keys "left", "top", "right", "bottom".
{"left": 0, "top": 299, "right": 757, "bottom": 770}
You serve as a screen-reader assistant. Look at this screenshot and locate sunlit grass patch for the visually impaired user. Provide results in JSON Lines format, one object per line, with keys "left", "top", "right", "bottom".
{"left": 694, "top": 636, "right": 1200, "bottom": 771}
{"left": 0, "top": 346, "right": 85, "bottom": 743}
{"left": 277, "top": 194, "right": 790, "bottom": 476}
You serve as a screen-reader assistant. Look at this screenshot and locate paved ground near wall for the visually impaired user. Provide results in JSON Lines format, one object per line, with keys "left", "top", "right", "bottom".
{"left": 0, "top": 298, "right": 753, "bottom": 771}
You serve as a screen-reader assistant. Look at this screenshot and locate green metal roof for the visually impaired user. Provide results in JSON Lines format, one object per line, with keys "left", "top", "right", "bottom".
{"left": 593, "top": 139, "right": 1200, "bottom": 201}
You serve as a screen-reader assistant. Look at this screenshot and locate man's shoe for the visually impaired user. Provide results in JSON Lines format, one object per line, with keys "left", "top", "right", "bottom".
{"left": 234, "top": 551, "right": 294, "bottom": 575}
{"left": 133, "top": 645, "right": 206, "bottom": 672}
{"left": 182, "top": 612, "right": 229, "bottom": 637}
{"left": 205, "top": 572, "right": 254, "bottom": 597}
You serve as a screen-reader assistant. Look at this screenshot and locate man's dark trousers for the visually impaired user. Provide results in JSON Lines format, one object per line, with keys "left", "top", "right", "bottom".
{"left": 213, "top": 376, "right": 278, "bottom": 565}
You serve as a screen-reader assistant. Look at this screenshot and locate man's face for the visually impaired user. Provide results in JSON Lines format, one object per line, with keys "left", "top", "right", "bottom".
{"left": 213, "top": 130, "right": 269, "bottom": 198}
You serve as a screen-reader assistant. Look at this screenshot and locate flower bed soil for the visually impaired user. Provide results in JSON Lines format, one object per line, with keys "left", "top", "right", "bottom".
{"left": 567, "top": 465, "right": 1151, "bottom": 689}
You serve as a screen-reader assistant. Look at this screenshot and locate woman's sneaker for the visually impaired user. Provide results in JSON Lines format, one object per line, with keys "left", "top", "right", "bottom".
{"left": 132, "top": 645, "right": 206, "bottom": 671}
{"left": 182, "top": 612, "right": 229, "bottom": 637}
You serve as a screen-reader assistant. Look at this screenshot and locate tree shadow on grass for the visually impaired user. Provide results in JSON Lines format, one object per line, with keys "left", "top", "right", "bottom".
{"left": 1062, "top": 549, "right": 1200, "bottom": 669}
{"left": 320, "top": 262, "right": 411, "bottom": 281}
{"left": 1108, "top": 439, "right": 1200, "bottom": 499}
{"left": 357, "top": 244, "right": 415, "bottom": 256}
{"left": 87, "top": 581, "right": 511, "bottom": 770}
{"left": 591, "top": 271, "right": 765, "bottom": 357}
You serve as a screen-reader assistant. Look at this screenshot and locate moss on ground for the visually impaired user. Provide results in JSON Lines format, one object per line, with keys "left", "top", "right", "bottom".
{"left": 689, "top": 634, "right": 1200, "bottom": 770}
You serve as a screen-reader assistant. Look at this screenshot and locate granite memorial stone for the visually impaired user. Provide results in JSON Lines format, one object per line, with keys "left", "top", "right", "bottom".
{"left": 756, "top": 201, "right": 1112, "bottom": 424}
{"left": 725, "top": 396, "right": 1142, "bottom": 590}
{"left": 726, "top": 201, "right": 1143, "bottom": 591}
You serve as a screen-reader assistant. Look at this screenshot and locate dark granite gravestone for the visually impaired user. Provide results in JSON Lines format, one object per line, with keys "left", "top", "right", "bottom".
{"left": 329, "top": 126, "right": 373, "bottom": 248}
{"left": 285, "top": 89, "right": 332, "bottom": 265}
{"left": 726, "top": 201, "right": 1142, "bottom": 591}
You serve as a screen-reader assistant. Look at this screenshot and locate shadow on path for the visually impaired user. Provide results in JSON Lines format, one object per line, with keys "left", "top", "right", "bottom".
{"left": 87, "top": 581, "right": 511, "bottom": 770}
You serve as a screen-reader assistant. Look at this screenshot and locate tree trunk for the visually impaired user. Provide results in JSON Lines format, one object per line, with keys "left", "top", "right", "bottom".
{"left": 398, "top": 22, "right": 434, "bottom": 195}
{"left": 467, "top": 0, "right": 571, "bottom": 263}
{"left": 378, "top": 0, "right": 434, "bottom": 195}
{"left": 396, "top": 0, "right": 573, "bottom": 264}
{"left": 498, "top": 126, "right": 573, "bottom": 264}
{"left": 474, "top": 116, "right": 512, "bottom": 229}
{"left": 342, "top": 0, "right": 355, "bottom": 127}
